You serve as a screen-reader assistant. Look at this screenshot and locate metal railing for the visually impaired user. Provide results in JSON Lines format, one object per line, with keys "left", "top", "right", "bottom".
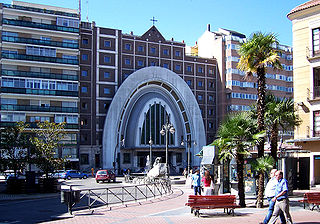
{"left": 61, "top": 178, "right": 172, "bottom": 215}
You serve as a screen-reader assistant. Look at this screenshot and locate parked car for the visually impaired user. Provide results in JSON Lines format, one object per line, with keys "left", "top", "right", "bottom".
{"left": 61, "top": 170, "right": 88, "bottom": 180}
{"left": 95, "top": 169, "right": 116, "bottom": 183}
{"left": 52, "top": 170, "right": 65, "bottom": 179}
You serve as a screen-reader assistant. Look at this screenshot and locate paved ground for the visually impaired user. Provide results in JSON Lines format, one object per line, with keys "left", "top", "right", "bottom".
{"left": 47, "top": 184, "right": 320, "bottom": 224}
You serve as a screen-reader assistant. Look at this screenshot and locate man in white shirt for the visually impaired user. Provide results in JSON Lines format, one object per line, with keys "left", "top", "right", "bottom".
{"left": 259, "top": 169, "right": 285, "bottom": 224}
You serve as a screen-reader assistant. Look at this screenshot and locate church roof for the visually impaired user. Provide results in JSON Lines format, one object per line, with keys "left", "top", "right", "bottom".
{"left": 141, "top": 26, "right": 166, "bottom": 42}
{"left": 287, "top": 0, "right": 320, "bottom": 17}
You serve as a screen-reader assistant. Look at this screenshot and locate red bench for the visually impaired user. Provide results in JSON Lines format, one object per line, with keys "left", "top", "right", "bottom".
{"left": 298, "top": 192, "right": 320, "bottom": 211}
{"left": 185, "top": 195, "right": 240, "bottom": 217}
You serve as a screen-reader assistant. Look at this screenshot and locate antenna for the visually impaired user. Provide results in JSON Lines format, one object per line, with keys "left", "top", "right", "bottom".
{"left": 86, "top": 0, "right": 89, "bottom": 22}
{"left": 78, "top": 0, "right": 81, "bottom": 20}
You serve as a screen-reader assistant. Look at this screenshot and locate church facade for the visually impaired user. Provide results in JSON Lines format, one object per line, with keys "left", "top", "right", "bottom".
{"left": 79, "top": 23, "right": 217, "bottom": 173}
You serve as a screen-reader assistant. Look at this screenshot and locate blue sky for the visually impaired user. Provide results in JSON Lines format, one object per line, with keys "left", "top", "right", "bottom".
{"left": 2, "top": 0, "right": 307, "bottom": 46}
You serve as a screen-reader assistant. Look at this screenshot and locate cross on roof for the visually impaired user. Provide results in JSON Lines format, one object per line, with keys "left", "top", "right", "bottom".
{"left": 150, "top": 16, "right": 158, "bottom": 26}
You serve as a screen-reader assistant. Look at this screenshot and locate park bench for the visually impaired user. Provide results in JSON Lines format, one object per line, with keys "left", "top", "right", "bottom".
{"left": 298, "top": 192, "right": 320, "bottom": 211}
{"left": 185, "top": 195, "right": 240, "bottom": 217}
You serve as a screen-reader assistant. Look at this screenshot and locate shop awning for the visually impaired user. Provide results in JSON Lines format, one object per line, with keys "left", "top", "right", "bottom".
{"left": 200, "top": 145, "right": 215, "bottom": 165}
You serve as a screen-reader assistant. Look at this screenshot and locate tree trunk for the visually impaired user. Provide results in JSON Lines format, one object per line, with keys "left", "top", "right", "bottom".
{"left": 256, "top": 170, "right": 265, "bottom": 208}
{"left": 270, "top": 123, "right": 278, "bottom": 168}
{"left": 236, "top": 153, "right": 246, "bottom": 207}
{"left": 256, "top": 66, "right": 266, "bottom": 208}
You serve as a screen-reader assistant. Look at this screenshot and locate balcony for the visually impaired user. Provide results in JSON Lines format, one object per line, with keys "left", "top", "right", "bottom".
{"left": 1, "top": 52, "right": 78, "bottom": 65}
{"left": 2, "top": 18, "right": 79, "bottom": 33}
{"left": 0, "top": 104, "right": 78, "bottom": 113}
{"left": 2, "top": 3, "right": 79, "bottom": 18}
{"left": 2, "top": 36, "right": 78, "bottom": 49}
{"left": 1, "top": 87, "right": 78, "bottom": 97}
{"left": 0, "top": 122, "right": 79, "bottom": 129}
{"left": 2, "top": 69, "right": 78, "bottom": 81}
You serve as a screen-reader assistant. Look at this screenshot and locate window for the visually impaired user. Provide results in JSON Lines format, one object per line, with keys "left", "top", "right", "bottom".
{"left": 198, "top": 67, "right": 203, "bottom": 73}
{"left": 314, "top": 111, "right": 320, "bottom": 137}
{"left": 82, "top": 54, "right": 88, "bottom": 60}
{"left": 163, "top": 49, "right": 169, "bottom": 55}
{"left": 80, "top": 119, "right": 87, "bottom": 126}
{"left": 138, "top": 60, "right": 144, "bottom": 66}
{"left": 26, "top": 46, "right": 56, "bottom": 57}
{"left": 163, "top": 63, "right": 169, "bottom": 68}
{"left": 104, "top": 72, "right": 110, "bottom": 78}
{"left": 123, "top": 153, "right": 131, "bottom": 164}
{"left": 187, "top": 65, "right": 192, "bottom": 72}
{"left": 125, "top": 58, "right": 131, "bottom": 65}
{"left": 187, "top": 80, "right": 192, "bottom": 86}
{"left": 209, "top": 68, "right": 214, "bottom": 75}
{"left": 125, "top": 43, "right": 131, "bottom": 50}
{"left": 313, "top": 28, "right": 320, "bottom": 55}
{"left": 175, "top": 64, "right": 181, "bottom": 71}
{"left": 208, "top": 109, "right": 214, "bottom": 115}
{"left": 104, "top": 40, "right": 111, "bottom": 47}
{"left": 138, "top": 45, "right": 144, "bottom": 52}
{"left": 150, "top": 61, "right": 156, "bottom": 66}
{"left": 104, "top": 88, "right": 110, "bottom": 94}
{"left": 104, "top": 56, "right": 111, "bottom": 63}
{"left": 209, "top": 82, "right": 214, "bottom": 88}
{"left": 80, "top": 154, "right": 89, "bottom": 165}
{"left": 175, "top": 50, "right": 181, "bottom": 57}
{"left": 81, "top": 86, "right": 88, "bottom": 93}
{"left": 81, "top": 70, "right": 88, "bottom": 77}
{"left": 198, "top": 95, "right": 203, "bottom": 101}
{"left": 56, "top": 17, "right": 79, "bottom": 28}
{"left": 1, "top": 112, "right": 25, "bottom": 122}
{"left": 82, "top": 38, "right": 88, "bottom": 45}
{"left": 81, "top": 102, "right": 88, "bottom": 109}
{"left": 150, "top": 47, "right": 156, "bottom": 54}
{"left": 209, "top": 95, "right": 214, "bottom": 101}
{"left": 198, "top": 81, "right": 203, "bottom": 87}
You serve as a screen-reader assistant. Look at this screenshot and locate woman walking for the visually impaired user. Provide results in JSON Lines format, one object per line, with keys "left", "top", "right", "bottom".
{"left": 202, "top": 170, "right": 214, "bottom": 195}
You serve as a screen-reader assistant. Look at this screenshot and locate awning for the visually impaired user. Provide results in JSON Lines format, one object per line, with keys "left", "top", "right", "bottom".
{"left": 201, "top": 145, "right": 215, "bottom": 165}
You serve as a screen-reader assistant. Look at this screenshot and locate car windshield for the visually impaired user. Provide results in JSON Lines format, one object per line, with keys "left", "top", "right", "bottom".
{"left": 97, "top": 171, "right": 107, "bottom": 175}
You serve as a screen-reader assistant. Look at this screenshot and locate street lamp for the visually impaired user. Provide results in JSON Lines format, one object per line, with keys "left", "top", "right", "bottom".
{"left": 113, "top": 137, "right": 124, "bottom": 175}
{"left": 160, "top": 122, "right": 175, "bottom": 177}
{"left": 148, "top": 137, "right": 153, "bottom": 171}
{"left": 181, "top": 136, "right": 196, "bottom": 175}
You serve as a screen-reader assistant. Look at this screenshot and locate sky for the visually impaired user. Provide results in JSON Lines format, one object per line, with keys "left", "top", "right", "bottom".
{"left": 2, "top": 0, "right": 309, "bottom": 46}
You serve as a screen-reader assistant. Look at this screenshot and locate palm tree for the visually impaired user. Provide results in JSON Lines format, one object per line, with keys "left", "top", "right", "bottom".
{"left": 237, "top": 32, "right": 282, "bottom": 208}
{"left": 265, "top": 95, "right": 301, "bottom": 167}
{"left": 212, "top": 112, "right": 264, "bottom": 207}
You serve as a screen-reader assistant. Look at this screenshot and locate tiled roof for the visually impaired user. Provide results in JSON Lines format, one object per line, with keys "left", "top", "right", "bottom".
{"left": 288, "top": 0, "right": 320, "bottom": 16}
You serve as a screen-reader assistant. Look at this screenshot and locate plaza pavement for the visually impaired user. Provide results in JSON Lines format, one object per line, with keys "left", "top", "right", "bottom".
{"left": 47, "top": 181, "right": 320, "bottom": 224}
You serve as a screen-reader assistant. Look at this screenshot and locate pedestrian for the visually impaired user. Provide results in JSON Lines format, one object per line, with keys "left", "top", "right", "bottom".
{"left": 182, "top": 168, "right": 188, "bottom": 178}
{"left": 191, "top": 170, "right": 201, "bottom": 195}
{"left": 91, "top": 168, "right": 94, "bottom": 177}
{"left": 185, "top": 169, "right": 193, "bottom": 188}
{"left": 268, "top": 170, "right": 293, "bottom": 224}
{"left": 201, "top": 170, "right": 213, "bottom": 195}
{"left": 259, "top": 169, "right": 285, "bottom": 224}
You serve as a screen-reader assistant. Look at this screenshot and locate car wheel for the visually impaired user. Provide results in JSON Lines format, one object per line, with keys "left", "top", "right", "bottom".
{"left": 108, "top": 179, "right": 111, "bottom": 183}
{"left": 83, "top": 175, "right": 87, "bottom": 179}
{"left": 67, "top": 176, "right": 71, "bottom": 180}
{"left": 113, "top": 178, "right": 116, "bottom": 183}
{"left": 96, "top": 180, "right": 99, "bottom": 183}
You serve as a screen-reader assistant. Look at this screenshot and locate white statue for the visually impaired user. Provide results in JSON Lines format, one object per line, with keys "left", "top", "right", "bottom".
{"left": 147, "top": 157, "right": 166, "bottom": 178}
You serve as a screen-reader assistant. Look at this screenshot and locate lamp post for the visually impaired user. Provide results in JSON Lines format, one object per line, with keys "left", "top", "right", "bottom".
{"left": 148, "top": 137, "right": 153, "bottom": 171}
{"left": 113, "top": 137, "right": 124, "bottom": 175}
{"left": 181, "top": 136, "right": 196, "bottom": 175}
{"left": 160, "top": 122, "right": 175, "bottom": 177}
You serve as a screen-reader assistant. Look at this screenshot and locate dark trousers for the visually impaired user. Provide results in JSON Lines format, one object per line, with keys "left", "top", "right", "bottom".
{"left": 193, "top": 186, "right": 201, "bottom": 195}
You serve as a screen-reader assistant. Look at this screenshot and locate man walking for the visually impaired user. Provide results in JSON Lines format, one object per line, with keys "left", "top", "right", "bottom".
{"left": 191, "top": 170, "right": 201, "bottom": 195}
{"left": 260, "top": 169, "right": 285, "bottom": 224}
{"left": 268, "top": 170, "right": 293, "bottom": 224}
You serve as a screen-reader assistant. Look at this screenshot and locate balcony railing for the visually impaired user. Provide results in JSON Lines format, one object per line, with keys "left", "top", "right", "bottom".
{"left": 2, "top": 36, "right": 78, "bottom": 49}
{"left": 1, "top": 52, "right": 78, "bottom": 65}
{"left": 2, "top": 69, "right": 78, "bottom": 81}
{"left": 0, "top": 104, "right": 78, "bottom": 113}
{"left": 2, "top": 18, "right": 79, "bottom": 33}
{"left": 1, "top": 87, "right": 78, "bottom": 97}
{"left": 0, "top": 122, "right": 79, "bottom": 129}
{"left": 2, "top": 3, "right": 79, "bottom": 18}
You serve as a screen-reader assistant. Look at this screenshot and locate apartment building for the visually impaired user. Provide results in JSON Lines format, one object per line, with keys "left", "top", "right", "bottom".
{"left": 0, "top": 1, "right": 80, "bottom": 168}
{"left": 194, "top": 25, "right": 294, "bottom": 137}
{"left": 79, "top": 24, "right": 217, "bottom": 173}
{"left": 288, "top": 0, "right": 320, "bottom": 187}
